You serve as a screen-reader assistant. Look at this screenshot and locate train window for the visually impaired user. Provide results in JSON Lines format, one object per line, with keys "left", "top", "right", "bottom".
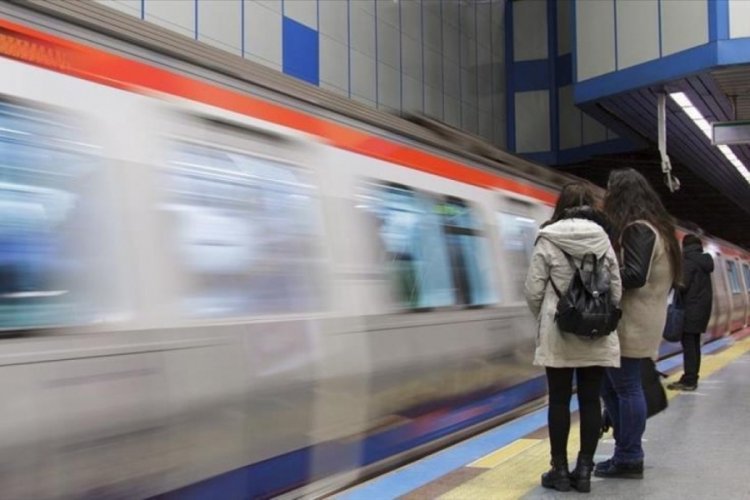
{"left": 498, "top": 211, "right": 538, "bottom": 301}
{"left": 743, "top": 264, "right": 750, "bottom": 293}
{"left": 0, "top": 101, "right": 121, "bottom": 330}
{"left": 726, "top": 261, "right": 742, "bottom": 294}
{"left": 163, "top": 141, "right": 324, "bottom": 317}
{"left": 358, "top": 183, "right": 455, "bottom": 309}
{"left": 358, "top": 183, "right": 497, "bottom": 309}
{"left": 438, "top": 199, "right": 497, "bottom": 306}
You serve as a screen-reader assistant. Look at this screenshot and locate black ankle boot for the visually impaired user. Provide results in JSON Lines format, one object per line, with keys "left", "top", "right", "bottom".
{"left": 541, "top": 455, "right": 570, "bottom": 491}
{"left": 570, "top": 453, "right": 594, "bottom": 493}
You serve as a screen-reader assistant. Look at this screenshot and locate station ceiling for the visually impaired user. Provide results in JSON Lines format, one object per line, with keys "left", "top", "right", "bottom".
{"left": 576, "top": 68, "right": 750, "bottom": 250}
{"left": 713, "top": 66, "right": 750, "bottom": 120}
{"left": 562, "top": 148, "right": 750, "bottom": 250}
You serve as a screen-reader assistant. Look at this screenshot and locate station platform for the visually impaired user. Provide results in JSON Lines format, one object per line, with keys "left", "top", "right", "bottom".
{"left": 335, "top": 333, "right": 750, "bottom": 499}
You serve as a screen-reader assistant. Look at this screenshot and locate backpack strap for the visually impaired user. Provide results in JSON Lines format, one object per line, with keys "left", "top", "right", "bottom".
{"left": 548, "top": 276, "right": 563, "bottom": 298}
{"left": 559, "top": 249, "right": 579, "bottom": 271}
{"left": 537, "top": 234, "right": 579, "bottom": 299}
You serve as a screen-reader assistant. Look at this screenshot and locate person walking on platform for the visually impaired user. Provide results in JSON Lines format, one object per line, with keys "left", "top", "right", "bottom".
{"left": 525, "top": 183, "right": 622, "bottom": 493}
{"left": 597, "top": 169, "right": 682, "bottom": 480}
{"left": 668, "top": 234, "right": 714, "bottom": 391}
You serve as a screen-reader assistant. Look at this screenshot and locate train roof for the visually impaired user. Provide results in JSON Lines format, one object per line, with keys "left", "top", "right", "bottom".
{"left": 3, "top": 0, "right": 747, "bottom": 255}
{"left": 4, "top": 0, "right": 578, "bottom": 191}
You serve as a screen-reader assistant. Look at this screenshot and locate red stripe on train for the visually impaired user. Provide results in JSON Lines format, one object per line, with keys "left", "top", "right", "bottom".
{"left": 0, "top": 18, "right": 557, "bottom": 205}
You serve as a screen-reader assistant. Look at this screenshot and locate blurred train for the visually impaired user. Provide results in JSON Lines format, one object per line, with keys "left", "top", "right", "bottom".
{"left": 0, "top": 2, "right": 748, "bottom": 498}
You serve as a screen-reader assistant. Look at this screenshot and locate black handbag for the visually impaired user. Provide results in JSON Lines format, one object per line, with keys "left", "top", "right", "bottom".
{"left": 641, "top": 358, "right": 668, "bottom": 417}
{"left": 662, "top": 288, "right": 685, "bottom": 342}
{"left": 601, "top": 358, "right": 668, "bottom": 436}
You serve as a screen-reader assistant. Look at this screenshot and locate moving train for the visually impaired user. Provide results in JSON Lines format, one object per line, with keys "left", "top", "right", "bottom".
{"left": 0, "top": 2, "right": 748, "bottom": 498}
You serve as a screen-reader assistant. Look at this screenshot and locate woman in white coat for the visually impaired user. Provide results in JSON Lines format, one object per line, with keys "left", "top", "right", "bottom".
{"left": 525, "top": 183, "right": 622, "bottom": 493}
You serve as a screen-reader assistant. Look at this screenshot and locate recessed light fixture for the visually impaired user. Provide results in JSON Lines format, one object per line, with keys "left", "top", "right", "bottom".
{"left": 669, "top": 92, "right": 750, "bottom": 182}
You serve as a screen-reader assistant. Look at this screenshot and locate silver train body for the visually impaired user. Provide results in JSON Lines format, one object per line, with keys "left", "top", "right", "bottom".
{"left": 0, "top": 3, "right": 748, "bottom": 498}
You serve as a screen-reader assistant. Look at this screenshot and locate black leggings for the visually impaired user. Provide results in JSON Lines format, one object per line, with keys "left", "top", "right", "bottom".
{"left": 545, "top": 366, "right": 604, "bottom": 458}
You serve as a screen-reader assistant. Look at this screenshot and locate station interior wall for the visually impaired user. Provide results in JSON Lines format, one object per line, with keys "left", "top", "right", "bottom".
{"left": 510, "top": 0, "right": 625, "bottom": 163}
{"left": 576, "top": 0, "right": 750, "bottom": 83}
{"left": 97, "top": 0, "right": 508, "bottom": 149}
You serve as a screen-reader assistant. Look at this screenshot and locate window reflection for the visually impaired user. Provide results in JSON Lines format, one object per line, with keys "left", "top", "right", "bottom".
{"left": 163, "top": 142, "right": 323, "bottom": 317}
{"left": 359, "top": 183, "right": 496, "bottom": 310}
{"left": 726, "top": 261, "right": 742, "bottom": 294}
{"left": 439, "top": 199, "right": 496, "bottom": 306}
{"left": 0, "top": 101, "right": 116, "bottom": 330}
{"left": 498, "top": 212, "right": 537, "bottom": 301}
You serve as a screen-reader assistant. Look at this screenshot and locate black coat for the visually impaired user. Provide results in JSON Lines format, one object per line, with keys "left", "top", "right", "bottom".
{"left": 681, "top": 242, "right": 714, "bottom": 334}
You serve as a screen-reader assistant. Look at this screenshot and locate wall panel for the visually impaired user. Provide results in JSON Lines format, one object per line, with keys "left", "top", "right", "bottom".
{"left": 96, "top": 0, "right": 140, "bottom": 17}
{"left": 616, "top": 0, "right": 659, "bottom": 69}
{"left": 284, "top": 0, "right": 318, "bottom": 30}
{"left": 515, "top": 91, "right": 551, "bottom": 153}
{"left": 730, "top": 0, "right": 750, "bottom": 39}
{"left": 91, "top": 0, "right": 507, "bottom": 147}
{"left": 198, "top": 0, "right": 241, "bottom": 55}
{"left": 145, "top": 0, "right": 195, "bottom": 38}
{"left": 513, "top": 0, "right": 548, "bottom": 61}
{"left": 575, "top": 0, "right": 615, "bottom": 81}
{"left": 319, "top": 0, "right": 348, "bottom": 44}
{"left": 661, "top": 0, "right": 708, "bottom": 56}
{"left": 244, "top": 1, "right": 282, "bottom": 69}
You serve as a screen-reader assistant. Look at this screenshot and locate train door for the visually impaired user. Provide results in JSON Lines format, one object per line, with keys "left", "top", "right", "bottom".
{"left": 741, "top": 262, "right": 750, "bottom": 327}
{"left": 493, "top": 194, "right": 547, "bottom": 305}
{"left": 155, "top": 111, "right": 329, "bottom": 320}
{"left": 725, "top": 258, "right": 745, "bottom": 332}
{"left": 710, "top": 253, "right": 731, "bottom": 337}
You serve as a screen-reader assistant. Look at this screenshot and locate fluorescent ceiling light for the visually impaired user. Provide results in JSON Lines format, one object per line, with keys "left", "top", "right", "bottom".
{"left": 670, "top": 92, "right": 692, "bottom": 108}
{"left": 685, "top": 107, "right": 704, "bottom": 121}
{"left": 669, "top": 92, "right": 750, "bottom": 183}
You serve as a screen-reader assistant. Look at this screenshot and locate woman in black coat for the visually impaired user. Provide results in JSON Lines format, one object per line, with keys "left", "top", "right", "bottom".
{"left": 668, "top": 234, "right": 714, "bottom": 391}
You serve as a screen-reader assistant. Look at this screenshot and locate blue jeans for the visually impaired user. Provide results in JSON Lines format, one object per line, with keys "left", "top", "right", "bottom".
{"left": 601, "top": 357, "right": 646, "bottom": 464}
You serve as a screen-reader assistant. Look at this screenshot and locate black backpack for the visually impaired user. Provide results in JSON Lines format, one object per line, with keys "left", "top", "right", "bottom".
{"left": 548, "top": 249, "right": 621, "bottom": 339}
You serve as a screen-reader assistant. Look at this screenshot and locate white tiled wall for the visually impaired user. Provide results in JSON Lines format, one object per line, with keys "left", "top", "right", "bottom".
{"left": 145, "top": 0, "right": 195, "bottom": 39}
{"left": 320, "top": 34, "right": 349, "bottom": 95}
{"left": 730, "top": 0, "right": 750, "bottom": 39}
{"left": 661, "top": 0, "right": 708, "bottom": 57}
{"left": 558, "top": 85, "right": 582, "bottom": 150}
{"left": 511, "top": 0, "right": 615, "bottom": 154}
{"left": 94, "top": 0, "right": 507, "bottom": 148}
{"left": 513, "top": 0, "right": 548, "bottom": 61}
{"left": 244, "top": 1, "right": 282, "bottom": 70}
{"left": 576, "top": 0, "right": 711, "bottom": 81}
{"left": 576, "top": 0, "right": 616, "bottom": 82}
{"left": 616, "top": 0, "right": 659, "bottom": 69}
{"left": 284, "top": 0, "right": 318, "bottom": 30}
{"left": 198, "top": 0, "right": 242, "bottom": 56}
{"left": 318, "top": 0, "right": 348, "bottom": 96}
{"left": 515, "top": 90, "right": 551, "bottom": 153}
{"left": 582, "top": 112, "right": 607, "bottom": 145}
{"left": 319, "top": 1, "right": 347, "bottom": 43}
{"left": 97, "top": 0, "right": 140, "bottom": 17}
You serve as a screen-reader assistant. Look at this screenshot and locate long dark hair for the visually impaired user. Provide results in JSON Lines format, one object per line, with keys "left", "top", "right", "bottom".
{"left": 603, "top": 169, "right": 682, "bottom": 285}
{"left": 543, "top": 182, "right": 596, "bottom": 227}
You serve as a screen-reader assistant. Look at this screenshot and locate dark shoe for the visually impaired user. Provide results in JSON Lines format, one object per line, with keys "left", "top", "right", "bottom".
{"left": 542, "top": 455, "right": 571, "bottom": 491}
{"left": 594, "top": 458, "right": 644, "bottom": 479}
{"left": 667, "top": 381, "right": 697, "bottom": 391}
{"left": 569, "top": 453, "right": 594, "bottom": 493}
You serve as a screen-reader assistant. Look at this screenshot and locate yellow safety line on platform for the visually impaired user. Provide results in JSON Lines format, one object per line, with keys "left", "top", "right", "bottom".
{"left": 436, "top": 336, "right": 750, "bottom": 500}
{"left": 468, "top": 438, "right": 542, "bottom": 469}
